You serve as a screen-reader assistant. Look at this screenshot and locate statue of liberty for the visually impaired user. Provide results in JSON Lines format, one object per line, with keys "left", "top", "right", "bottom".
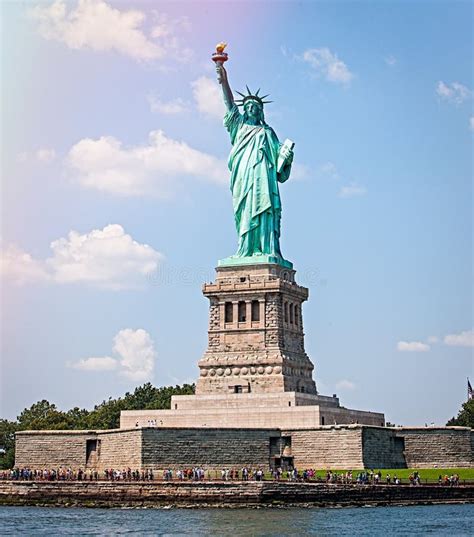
{"left": 213, "top": 45, "right": 294, "bottom": 268}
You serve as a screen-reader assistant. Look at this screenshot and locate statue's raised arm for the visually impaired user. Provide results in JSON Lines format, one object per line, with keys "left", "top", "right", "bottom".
{"left": 216, "top": 64, "right": 234, "bottom": 110}
{"left": 212, "top": 43, "right": 234, "bottom": 111}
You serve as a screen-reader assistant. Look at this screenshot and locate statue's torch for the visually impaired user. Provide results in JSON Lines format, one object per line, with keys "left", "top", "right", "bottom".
{"left": 212, "top": 42, "right": 228, "bottom": 84}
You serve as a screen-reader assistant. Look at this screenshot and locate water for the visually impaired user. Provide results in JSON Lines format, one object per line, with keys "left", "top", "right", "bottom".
{"left": 0, "top": 504, "right": 473, "bottom": 536}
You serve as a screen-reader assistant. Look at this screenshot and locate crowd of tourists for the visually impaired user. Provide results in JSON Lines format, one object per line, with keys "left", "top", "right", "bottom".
{"left": 2, "top": 468, "right": 100, "bottom": 481}
{"left": 350, "top": 470, "right": 401, "bottom": 485}
{"left": 0, "top": 467, "right": 463, "bottom": 486}
{"left": 438, "top": 473, "right": 460, "bottom": 487}
{"left": 162, "top": 467, "right": 265, "bottom": 481}
{"left": 163, "top": 467, "right": 205, "bottom": 481}
{"left": 104, "top": 468, "right": 154, "bottom": 481}
{"left": 1, "top": 467, "right": 154, "bottom": 481}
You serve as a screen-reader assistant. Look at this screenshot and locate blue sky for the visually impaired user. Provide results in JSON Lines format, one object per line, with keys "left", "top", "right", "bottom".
{"left": 1, "top": 0, "right": 472, "bottom": 425}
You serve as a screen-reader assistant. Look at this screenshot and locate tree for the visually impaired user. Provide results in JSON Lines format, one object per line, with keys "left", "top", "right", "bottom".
{"left": 17, "top": 400, "right": 71, "bottom": 430}
{"left": 84, "top": 383, "right": 196, "bottom": 429}
{"left": 1, "top": 383, "right": 197, "bottom": 468}
{"left": 446, "top": 398, "right": 474, "bottom": 427}
{"left": 65, "top": 407, "right": 92, "bottom": 430}
{"left": 125, "top": 383, "right": 195, "bottom": 411}
{"left": 0, "top": 419, "right": 17, "bottom": 469}
{"left": 85, "top": 397, "right": 127, "bottom": 430}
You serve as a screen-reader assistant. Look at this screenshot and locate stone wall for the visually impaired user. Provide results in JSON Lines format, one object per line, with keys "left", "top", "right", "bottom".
{"left": 4, "top": 481, "right": 472, "bottom": 508}
{"left": 121, "top": 404, "right": 322, "bottom": 429}
{"left": 282, "top": 426, "right": 474, "bottom": 469}
{"left": 360, "top": 426, "right": 474, "bottom": 469}
{"left": 16, "top": 428, "right": 279, "bottom": 472}
{"left": 97, "top": 430, "right": 142, "bottom": 470}
{"left": 119, "top": 391, "right": 384, "bottom": 430}
{"left": 169, "top": 392, "right": 340, "bottom": 411}
{"left": 362, "top": 427, "right": 407, "bottom": 468}
{"left": 397, "top": 428, "right": 474, "bottom": 468}
{"left": 15, "top": 426, "right": 474, "bottom": 472}
{"left": 265, "top": 292, "right": 282, "bottom": 347}
{"left": 141, "top": 428, "right": 278, "bottom": 470}
{"left": 207, "top": 297, "right": 220, "bottom": 348}
{"left": 285, "top": 427, "right": 364, "bottom": 469}
{"left": 196, "top": 264, "right": 317, "bottom": 396}
{"left": 15, "top": 430, "right": 142, "bottom": 472}
{"left": 319, "top": 407, "right": 385, "bottom": 428}
{"left": 15, "top": 431, "right": 95, "bottom": 469}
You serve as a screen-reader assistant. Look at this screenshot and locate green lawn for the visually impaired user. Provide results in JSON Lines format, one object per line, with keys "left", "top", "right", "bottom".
{"left": 300, "top": 468, "right": 474, "bottom": 482}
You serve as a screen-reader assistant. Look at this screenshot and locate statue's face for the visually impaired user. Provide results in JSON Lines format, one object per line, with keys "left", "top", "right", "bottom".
{"left": 244, "top": 100, "right": 262, "bottom": 120}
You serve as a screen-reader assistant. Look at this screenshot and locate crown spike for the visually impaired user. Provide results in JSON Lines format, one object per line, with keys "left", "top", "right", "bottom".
{"left": 236, "top": 87, "right": 272, "bottom": 107}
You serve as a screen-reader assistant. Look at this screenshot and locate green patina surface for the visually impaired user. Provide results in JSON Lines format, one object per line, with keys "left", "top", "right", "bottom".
{"left": 215, "top": 59, "right": 294, "bottom": 269}
{"left": 218, "top": 254, "right": 293, "bottom": 269}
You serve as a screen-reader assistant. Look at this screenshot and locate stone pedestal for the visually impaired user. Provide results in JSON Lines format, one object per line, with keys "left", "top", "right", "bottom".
{"left": 120, "top": 262, "right": 386, "bottom": 430}
{"left": 196, "top": 264, "right": 317, "bottom": 395}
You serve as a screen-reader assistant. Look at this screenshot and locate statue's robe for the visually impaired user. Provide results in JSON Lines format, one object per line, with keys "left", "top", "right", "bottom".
{"left": 224, "top": 104, "right": 290, "bottom": 258}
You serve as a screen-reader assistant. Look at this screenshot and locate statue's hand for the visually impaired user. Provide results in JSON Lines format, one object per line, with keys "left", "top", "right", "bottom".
{"left": 216, "top": 64, "right": 227, "bottom": 84}
{"left": 279, "top": 145, "right": 294, "bottom": 166}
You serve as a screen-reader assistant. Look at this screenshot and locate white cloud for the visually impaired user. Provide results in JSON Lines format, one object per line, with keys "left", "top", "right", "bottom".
{"left": 319, "top": 161, "right": 340, "bottom": 180}
{"left": 427, "top": 336, "right": 439, "bottom": 344}
{"left": 17, "top": 149, "right": 57, "bottom": 164}
{"left": 444, "top": 329, "right": 474, "bottom": 348}
{"left": 36, "top": 148, "right": 56, "bottom": 163}
{"left": 436, "top": 81, "right": 471, "bottom": 104}
{"left": 1, "top": 224, "right": 162, "bottom": 289}
{"left": 470, "top": 117, "right": 474, "bottom": 130}
{"left": 290, "top": 163, "right": 310, "bottom": 180}
{"left": 69, "top": 328, "right": 156, "bottom": 381}
{"left": 71, "top": 356, "right": 117, "bottom": 371}
{"left": 67, "top": 130, "right": 227, "bottom": 197}
{"left": 301, "top": 48, "right": 353, "bottom": 84}
{"left": 48, "top": 224, "right": 161, "bottom": 288}
{"left": 191, "top": 76, "right": 226, "bottom": 120}
{"left": 149, "top": 12, "right": 192, "bottom": 62}
{"left": 147, "top": 94, "right": 188, "bottom": 115}
{"left": 384, "top": 55, "right": 397, "bottom": 66}
{"left": 0, "top": 245, "right": 50, "bottom": 284}
{"left": 335, "top": 379, "right": 356, "bottom": 391}
{"left": 397, "top": 341, "right": 430, "bottom": 352}
{"left": 113, "top": 328, "right": 155, "bottom": 381}
{"left": 338, "top": 183, "right": 367, "bottom": 198}
{"left": 316, "top": 167, "right": 368, "bottom": 197}
{"left": 29, "top": 0, "right": 190, "bottom": 62}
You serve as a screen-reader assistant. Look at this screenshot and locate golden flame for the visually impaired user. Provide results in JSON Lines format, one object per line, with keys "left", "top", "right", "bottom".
{"left": 215, "top": 42, "right": 227, "bottom": 54}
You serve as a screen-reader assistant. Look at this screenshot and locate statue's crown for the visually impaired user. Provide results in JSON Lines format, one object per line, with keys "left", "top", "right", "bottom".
{"left": 235, "top": 86, "right": 272, "bottom": 107}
